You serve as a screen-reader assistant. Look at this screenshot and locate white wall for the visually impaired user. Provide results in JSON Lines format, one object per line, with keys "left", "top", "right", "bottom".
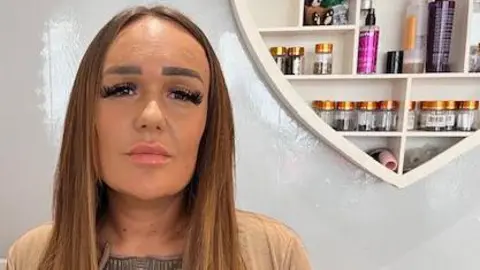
{"left": 2, "top": 0, "right": 480, "bottom": 269}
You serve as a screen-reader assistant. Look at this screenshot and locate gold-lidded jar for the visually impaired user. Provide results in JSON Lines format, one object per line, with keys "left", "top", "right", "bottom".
{"left": 335, "top": 101, "right": 356, "bottom": 131}
{"left": 287, "top": 46, "right": 305, "bottom": 75}
{"left": 376, "top": 100, "right": 399, "bottom": 131}
{"left": 419, "top": 101, "right": 446, "bottom": 131}
{"left": 444, "top": 101, "right": 457, "bottom": 131}
{"left": 356, "top": 101, "right": 377, "bottom": 131}
{"left": 313, "top": 43, "right": 334, "bottom": 75}
{"left": 456, "top": 100, "right": 479, "bottom": 131}
{"left": 312, "top": 100, "right": 336, "bottom": 128}
{"left": 269, "top": 46, "right": 288, "bottom": 74}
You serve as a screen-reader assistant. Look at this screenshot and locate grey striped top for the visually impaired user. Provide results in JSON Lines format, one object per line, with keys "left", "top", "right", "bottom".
{"left": 99, "top": 242, "right": 182, "bottom": 270}
{"left": 103, "top": 256, "right": 182, "bottom": 270}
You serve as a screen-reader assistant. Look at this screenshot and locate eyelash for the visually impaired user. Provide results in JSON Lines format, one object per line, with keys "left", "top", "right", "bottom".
{"left": 100, "top": 83, "right": 204, "bottom": 106}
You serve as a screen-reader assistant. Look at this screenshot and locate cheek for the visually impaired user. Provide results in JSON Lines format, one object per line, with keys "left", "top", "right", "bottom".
{"left": 171, "top": 109, "right": 207, "bottom": 162}
{"left": 96, "top": 104, "right": 132, "bottom": 164}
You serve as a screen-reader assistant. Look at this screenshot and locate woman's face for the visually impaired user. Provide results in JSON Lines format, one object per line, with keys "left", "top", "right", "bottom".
{"left": 97, "top": 16, "right": 210, "bottom": 201}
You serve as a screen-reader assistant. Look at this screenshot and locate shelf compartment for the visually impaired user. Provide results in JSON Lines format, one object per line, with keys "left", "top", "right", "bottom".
{"left": 402, "top": 137, "right": 466, "bottom": 174}
{"left": 410, "top": 76, "right": 480, "bottom": 101}
{"left": 246, "top": 0, "right": 301, "bottom": 28}
{"left": 294, "top": 77, "right": 407, "bottom": 102}
{"left": 347, "top": 137, "right": 403, "bottom": 174}
{"left": 301, "top": 0, "right": 359, "bottom": 27}
{"left": 262, "top": 30, "right": 356, "bottom": 75}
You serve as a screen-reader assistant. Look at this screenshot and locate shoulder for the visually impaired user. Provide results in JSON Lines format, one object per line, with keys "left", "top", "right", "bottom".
{"left": 6, "top": 223, "right": 53, "bottom": 269}
{"left": 236, "top": 210, "right": 312, "bottom": 270}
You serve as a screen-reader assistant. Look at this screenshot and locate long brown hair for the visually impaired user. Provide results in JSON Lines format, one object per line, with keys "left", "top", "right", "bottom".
{"left": 38, "top": 5, "right": 242, "bottom": 270}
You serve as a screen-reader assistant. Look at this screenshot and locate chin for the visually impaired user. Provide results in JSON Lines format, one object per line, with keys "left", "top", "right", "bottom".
{"left": 105, "top": 176, "right": 189, "bottom": 202}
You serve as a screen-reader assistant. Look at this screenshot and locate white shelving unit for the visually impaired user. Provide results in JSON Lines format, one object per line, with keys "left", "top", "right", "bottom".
{"left": 230, "top": 0, "right": 480, "bottom": 188}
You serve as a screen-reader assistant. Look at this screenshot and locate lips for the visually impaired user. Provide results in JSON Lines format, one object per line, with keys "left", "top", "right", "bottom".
{"left": 127, "top": 143, "right": 172, "bottom": 165}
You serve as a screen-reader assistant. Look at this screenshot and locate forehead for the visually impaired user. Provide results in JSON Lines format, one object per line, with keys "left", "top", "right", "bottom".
{"left": 103, "top": 16, "right": 210, "bottom": 83}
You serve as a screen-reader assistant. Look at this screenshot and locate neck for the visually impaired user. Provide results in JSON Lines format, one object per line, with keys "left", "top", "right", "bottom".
{"left": 99, "top": 191, "right": 187, "bottom": 258}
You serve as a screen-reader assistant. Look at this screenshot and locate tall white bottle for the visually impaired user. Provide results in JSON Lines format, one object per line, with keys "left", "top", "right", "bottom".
{"left": 402, "top": 0, "right": 428, "bottom": 73}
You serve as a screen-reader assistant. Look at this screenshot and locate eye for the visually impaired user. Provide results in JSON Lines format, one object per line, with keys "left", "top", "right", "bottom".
{"left": 101, "top": 82, "right": 137, "bottom": 98}
{"left": 167, "top": 87, "right": 204, "bottom": 106}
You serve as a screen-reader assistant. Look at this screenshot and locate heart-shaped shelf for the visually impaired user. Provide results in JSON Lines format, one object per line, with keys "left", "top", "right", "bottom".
{"left": 230, "top": 0, "right": 480, "bottom": 188}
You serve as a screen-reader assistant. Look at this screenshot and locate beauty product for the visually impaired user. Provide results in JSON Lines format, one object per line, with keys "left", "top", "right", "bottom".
{"left": 356, "top": 101, "right": 377, "bottom": 131}
{"left": 407, "top": 101, "right": 418, "bottom": 130}
{"left": 456, "top": 101, "right": 479, "bottom": 131}
{"left": 386, "top": 51, "right": 404, "bottom": 73}
{"left": 375, "top": 101, "right": 398, "bottom": 131}
{"left": 269, "top": 46, "right": 288, "bottom": 74}
{"left": 335, "top": 101, "right": 356, "bottom": 131}
{"left": 368, "top": 148, "right": 398, "bottom": 171}
{"left": 444, "top": 100, "right": 457, "bottom": 131}
{"left": 419, "top": 101, "right": 446, "bottom": 131}
{"left": 287, "top": 47, "right": 305, "bottom": 75}
{"left": 402, "top": 0, "right": 428, "bottom": 73}
{"left": 313, "top": 43, "right": 333, "bottom": 75}
{"left": 357, "top": 8, "right": 380, "bottom": 74}
{"left": 312, "top": 100, "right": 336, "bottom": 127}
{"left": 426, "top": 0, "right": 456, "bottom": 73}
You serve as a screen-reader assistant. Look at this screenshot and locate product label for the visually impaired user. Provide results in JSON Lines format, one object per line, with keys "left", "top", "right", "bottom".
{"left": 291, "top": 57, "right": 304, "bottom": 75}
{"left": 357, "top": 29, "right": 380, "bottom": 74}
{"left": 424, "top": 114, "right": 446, "bottom": 127}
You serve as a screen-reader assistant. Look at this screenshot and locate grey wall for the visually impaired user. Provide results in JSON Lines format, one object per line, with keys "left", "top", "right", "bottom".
{"left": 1, "top": 0, "right": 480, "bottom": 269}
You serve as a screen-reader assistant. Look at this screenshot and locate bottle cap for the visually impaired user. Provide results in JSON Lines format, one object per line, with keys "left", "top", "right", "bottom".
{"left": 365, "top": 8, "right": 376, "bottom": 26}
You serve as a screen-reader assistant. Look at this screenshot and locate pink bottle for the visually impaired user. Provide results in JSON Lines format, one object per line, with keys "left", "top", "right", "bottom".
{"left": 357, "top": 8, "right": 380, "bottom": 74}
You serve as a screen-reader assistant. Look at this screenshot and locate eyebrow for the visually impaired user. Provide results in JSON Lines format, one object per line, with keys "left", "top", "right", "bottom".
{"left": 162, "top": 66, "right": 203, "bottom": 82}
{"left": 103, "top": 65, "right": 203, "bottom": 82}
{"left": 104, "top": 65, "right": 142, "bottom": 75}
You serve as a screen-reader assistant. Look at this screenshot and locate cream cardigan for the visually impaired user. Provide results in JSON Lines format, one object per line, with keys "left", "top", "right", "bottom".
{"left": 5, "top": 210, "right": 312, "bottom": 270}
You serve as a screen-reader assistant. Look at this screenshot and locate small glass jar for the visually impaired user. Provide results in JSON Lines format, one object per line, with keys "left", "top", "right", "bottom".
{"left": 287, "top": 46, "right": 305, "bottom": 75}
{"left": 444, "top": 101, "right": 457, "bottom": 131}
{"left": 335, "top": 101, "right": 356, "bottom": 131}
{"left": 407, "top": 101, "right": 417, "bottom": 131}
{"left": 356, "top": 101, "right": 377, "bottom": 131}
{"left": 375, "top": 101, "right": 398, "bottom": 131}
{"left": 312, "top": 100, "right": 336, "bottom": 128}
{"left": 419, "top": 101, "right": 446, "bottom": 131}
{"left": 313, "top": 43, "right": 333, "bottom": 75}
{"left": 456, "top": 101, "right": 479, "bottom": 131}
{"left": 269, "top": 46, "right": 288, "bottom": 74}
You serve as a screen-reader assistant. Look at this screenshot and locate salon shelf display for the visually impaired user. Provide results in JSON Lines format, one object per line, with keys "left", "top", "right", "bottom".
{"left": 230, "top": 0, "right": 480, "bottom": 188}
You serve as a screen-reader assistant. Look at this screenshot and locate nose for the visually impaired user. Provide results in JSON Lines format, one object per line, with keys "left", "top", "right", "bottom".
{"left": 135, "top": 100, "right": 166, "bottom": 132}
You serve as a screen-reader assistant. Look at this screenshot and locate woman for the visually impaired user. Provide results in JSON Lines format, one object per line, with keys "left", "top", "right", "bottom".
{"left": 6, "top": 5, "right": 311, "bottom": 270}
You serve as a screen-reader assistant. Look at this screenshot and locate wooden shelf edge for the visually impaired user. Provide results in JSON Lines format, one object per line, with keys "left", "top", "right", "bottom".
{"left": 406, "top": 131, "right": 475, "bottom": 138}
{"left": 259, "top": 25, "right": 356, "bottom": 34}
{"left": 286, "top": 73, "right": 480, "bottom": 81}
